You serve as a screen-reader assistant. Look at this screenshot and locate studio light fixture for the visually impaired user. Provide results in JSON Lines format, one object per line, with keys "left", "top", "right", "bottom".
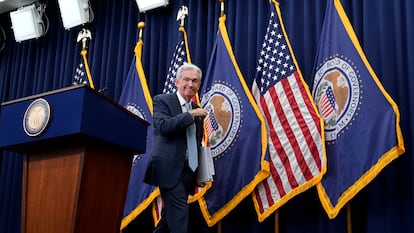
{"left": 10, "top": 3, "right": 47, "bottom": 42}
{"left": 57, "top": 0, "right": 93, "bottom": 30}
{"left": 0, "top": 26, "right": 5, "bottom": 51}
{"left": 135, "top": 0, "right": 169, "bottom": 13}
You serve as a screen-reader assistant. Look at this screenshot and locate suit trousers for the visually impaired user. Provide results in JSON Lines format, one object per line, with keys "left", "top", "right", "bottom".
{"left": 154, "top": 163, "right": 196, "bottom": 233}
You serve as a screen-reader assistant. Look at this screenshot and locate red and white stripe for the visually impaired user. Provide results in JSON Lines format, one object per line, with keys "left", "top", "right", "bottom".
{"left": 252, "top": 71, "right": 324, "bottom": 219}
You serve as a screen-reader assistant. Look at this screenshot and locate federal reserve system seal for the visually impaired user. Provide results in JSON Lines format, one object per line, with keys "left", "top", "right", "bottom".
{"left": 23, "top": 98, "right": 51, "bottom": 137}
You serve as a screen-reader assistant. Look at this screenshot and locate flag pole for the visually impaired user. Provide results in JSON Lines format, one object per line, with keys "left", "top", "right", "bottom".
{"left": 217, "top": 221, "right": 222, "bottom": 233}
{"left": 219, "top": 0, "right": 225, "bottom": 17}
{"left": 77, "top": 28, "right": 95, "bottom": 89}
{"left": 275, "top": 211, "right": 279, "bottom": 233}
{"left": 271, "top": 2, "right": 280, "bottom": 232}
{"left": 178, "top": 6, "right": 206, "bottom": 143}
{"left": 269, "top": 2, "right": 280, "bottom": 232}
{"left": 177, "top": 5, "right": 197, "bottom": 103}
{"left": 135, "top": 21, "right": 153, "bottom": 115}
{"left": 138, "top": 21, "right": 145, "bottom": 40}
{"left": 178, "top": 7, "right": 192, "bottom": 64}
{"left": 273, "top": 1, "right": 280, "bottom": 231}
{"left": 216, "top": 2, "right": 225, "bottom": 233}
{"left": 177, "top": 4, "right": 207, "bottom": 146}
{"left": 346, "top": 203, "right": 353, "bottom": 233}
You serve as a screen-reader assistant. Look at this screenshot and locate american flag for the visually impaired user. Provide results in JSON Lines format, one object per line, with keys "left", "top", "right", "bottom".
{"left": 73, "top": 58, "right": 88, "bottom": 85}
{"left": 251, "top": 2, "right": 325, "bottom": 222}
{"left": 205, "top": 110, "right": 219, "bottom": 136}
{"left": 163, "top": 38, "right": 187, "bottom": 94}
{"left": 319, "top": 86, "right": 336, "bottom": 118}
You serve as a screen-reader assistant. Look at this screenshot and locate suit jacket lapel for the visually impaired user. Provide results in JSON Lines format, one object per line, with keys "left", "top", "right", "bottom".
{"left": 167, "top": 93, "right": 182, "bottom": 115}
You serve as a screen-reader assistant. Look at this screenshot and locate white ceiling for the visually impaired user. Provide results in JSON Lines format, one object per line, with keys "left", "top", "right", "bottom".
{"left": 0, "top": 0, "right": 37, "bottom": 15}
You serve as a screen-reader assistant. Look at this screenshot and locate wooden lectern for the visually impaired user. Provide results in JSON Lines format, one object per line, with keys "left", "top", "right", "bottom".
{"left": 0, "top": 85, "right": 149, "bottom": 233}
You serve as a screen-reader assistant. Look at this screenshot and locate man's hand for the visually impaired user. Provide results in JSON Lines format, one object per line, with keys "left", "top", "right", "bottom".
{"left": 189, "top": 108, "right": 208, "bottom": 118}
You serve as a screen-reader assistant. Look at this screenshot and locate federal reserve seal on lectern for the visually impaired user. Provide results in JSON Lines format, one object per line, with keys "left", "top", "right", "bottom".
{"left": 23, "top": 98, "right": 51, "bottom": 137}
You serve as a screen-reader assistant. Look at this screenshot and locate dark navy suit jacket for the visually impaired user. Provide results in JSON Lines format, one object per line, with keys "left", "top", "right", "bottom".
{"left": 144, "top": 93, "right": 203, "bottom": 189}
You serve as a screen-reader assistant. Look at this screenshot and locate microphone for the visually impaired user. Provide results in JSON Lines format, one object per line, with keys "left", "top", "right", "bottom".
{"left": 98, "top": 87, "right": 108, "bottom": 94}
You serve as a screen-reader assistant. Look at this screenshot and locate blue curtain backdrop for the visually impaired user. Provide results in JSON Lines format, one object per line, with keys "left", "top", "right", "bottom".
{"left": 0, "top": 0, "right": 413, "bottom": 232}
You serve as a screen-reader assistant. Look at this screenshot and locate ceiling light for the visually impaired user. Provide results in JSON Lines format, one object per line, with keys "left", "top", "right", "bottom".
{"left": 10, "top": 3, "right": 46, "bottom": 42}
{"left": 135, "top": 0, "right": 169, "bottom": 13}
{"left": 57, "top": 0, "right": 93, "bottom": 30}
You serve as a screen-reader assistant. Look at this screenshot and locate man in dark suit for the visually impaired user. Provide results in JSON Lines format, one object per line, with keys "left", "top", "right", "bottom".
{"left": 144, "top": 63, "right": 208, "bottom": 233}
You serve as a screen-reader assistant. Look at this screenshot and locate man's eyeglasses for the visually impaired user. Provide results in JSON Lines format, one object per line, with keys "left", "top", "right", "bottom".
{"left": 181, "top": 77, "right": 200, "bottom": 83}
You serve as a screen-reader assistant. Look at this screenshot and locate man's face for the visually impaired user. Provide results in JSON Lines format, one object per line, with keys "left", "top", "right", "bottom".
{"left": 174, "top": 69, "right": 201, "bottom": 102}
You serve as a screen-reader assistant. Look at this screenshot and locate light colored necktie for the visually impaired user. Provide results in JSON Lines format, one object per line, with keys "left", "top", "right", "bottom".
{"left": 185, "top": 102, "right": 198, "bottom": 171}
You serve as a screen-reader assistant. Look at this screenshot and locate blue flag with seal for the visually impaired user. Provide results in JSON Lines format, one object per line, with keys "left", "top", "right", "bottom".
{"left": 119, "top": 38, "right": 159, "bottom": 230}
{"left": 198, "top": 15, "right": 270, "bottom": 227}
{"left": 312, "top": 0, "right": 405, "bottom": 219}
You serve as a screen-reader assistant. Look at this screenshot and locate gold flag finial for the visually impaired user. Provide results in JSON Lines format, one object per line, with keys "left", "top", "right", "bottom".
{"left": 138, "top": 22, "right": 145, "bottom": 39}
{"left": 176, "top": 6, "right": 188, "bottom": 27}
{"left": 76, "top": 28, "right": 92, "bottom": 50}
